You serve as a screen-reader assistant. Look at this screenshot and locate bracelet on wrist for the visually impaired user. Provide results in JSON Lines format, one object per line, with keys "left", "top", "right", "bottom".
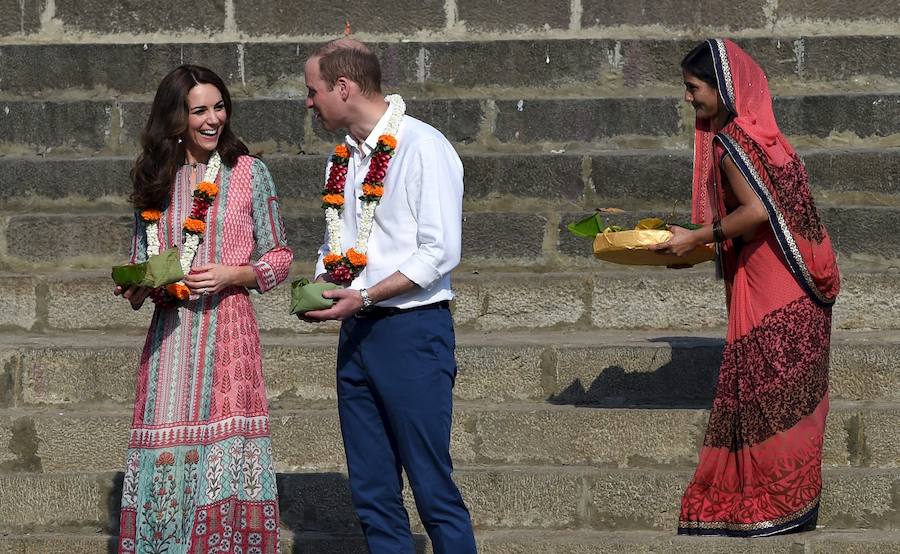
{"left": 712, "top": 220, "right": 726, "bottom": 243}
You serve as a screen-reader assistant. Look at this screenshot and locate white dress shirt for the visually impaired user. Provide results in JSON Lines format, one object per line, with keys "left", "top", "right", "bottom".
{"left": 314, "top": 110, "right": 464, "bottom": 308}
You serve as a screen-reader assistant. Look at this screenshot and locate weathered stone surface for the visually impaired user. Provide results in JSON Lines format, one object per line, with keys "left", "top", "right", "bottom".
{"left": 6, "top": 214, "right": 131, "bottom": 262}
{"left": 460, "top": 273, "right": 589, "bottom": 330}
{"left": 821, "top": 207, "right": 900, "bottom": 258}
{"left": 0, "top": 533, "right": 114, "bottom": 554}
{"left": 0, "top": 157, "right": 132, "bottom": 203}
{"left": 804, "top": 148, "right": 900, "bottom": 196}
{"left": 822, "top": 469, "right": 899, "bottom": 528}
{"left": 46, "top": 274, "right": 153, "bottom": 331}
{"left": 0, "top": 473, "right": 108, "bottom": 530}
{"left": 462, "top": 212, "right": 547, "bottom": 260}
{"left": 459, "top": 469, "right": 582, "bottom": 529}
{"left": 396, "top": 40, "right": 620, "bottom": 89}
{"left": 589, "top": 469, "right": 685, "bottom": 530}
{"left": 590, "top": 151, "right": 692, "bottom": 206}
{"left": 862, "top": 410, "right": 900, "bottom": 467}
{"left": 265, "top": 155, "right": 326, "bottom": 202}
{"left": 581, "top": 1, "right": 768, "bottom": 30}
{"left": 812, "top": 532, "right": 900, "bottom": 553}
{"left": 53, "top": 0, "right": 226, "bottom": 34}
{"left": 0, "top": 101, "right": 112, "bottom": 152}
{"left": 457, "top": 0, "right": 570, "bottom": 32}
{"left": 454, "top": 345, "right": 546, "bottom": 402}
{"left": 494, "top": 98, "right": 680, "bottom": 143}
{"left": 778, "top": 0, "right": 900, "bottom": 21}
{"left": 830, "top": 343, "right": 900, "bottom": 402}
{"left": 797, "top": 36, "right": 900, "bottom": 82}
{"left": 473, "top": 407, "right": 705, "bottom": 467}
{"left": 463, "top": 154, "right": 586, "bottom": 202}
{"left": 18, "top": 347, "right": 137, "bottom": 406}
{"left": 0, "top": 276, "right": 37, "bottom": 330}
{"left": 592, "top": 272, "right": 727, "bottom": 329}
{"left": 833, "top": 272, "right": 900, "bottom": 330}
{"left": 776, "top": 94, "right": 900, "bottom": 138}
{"left": 0, "top": 0, "right": 42, "bottom": 36}
{"left": 233, "top": 0, "right": 445, "bottom": 36}
{"left": 0, "top": 43, "right": 242, "bottom": 95}
{"left": 282, "top": 213, "right": 326, "bottom": 261}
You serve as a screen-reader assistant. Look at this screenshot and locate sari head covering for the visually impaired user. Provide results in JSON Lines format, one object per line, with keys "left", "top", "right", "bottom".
{"left": 690, "top": 38, "right": 840, "bottom": 307}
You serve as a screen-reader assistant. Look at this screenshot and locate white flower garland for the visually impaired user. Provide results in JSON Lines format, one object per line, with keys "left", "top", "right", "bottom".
{"left": 146, "top": 151, "right": 221, "bottom": 276}
{"left": 328, "top": 94, "right": 405, "bottom": 258}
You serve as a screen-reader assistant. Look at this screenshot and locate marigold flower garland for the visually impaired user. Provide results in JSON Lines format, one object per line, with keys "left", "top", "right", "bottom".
{"left": 322, "top": 95, "right": 405, "bottom": 284}
{"left": 142, "top": 152, "right": 221, "bottom": 306}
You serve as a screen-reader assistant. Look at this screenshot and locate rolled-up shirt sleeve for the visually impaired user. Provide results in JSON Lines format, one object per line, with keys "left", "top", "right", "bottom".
{"left": 397, "top": 137, "right": 463, "bottom": 289}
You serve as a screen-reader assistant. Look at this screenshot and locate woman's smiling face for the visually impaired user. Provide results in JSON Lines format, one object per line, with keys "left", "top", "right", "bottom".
{"left": 183, "top": 83, "right": 227, "bottom": 164}
{"left": 683, "top": 70, "right": 723, "bottom": 122}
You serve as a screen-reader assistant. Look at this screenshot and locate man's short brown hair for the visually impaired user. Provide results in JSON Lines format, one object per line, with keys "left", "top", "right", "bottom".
{"left": 312, "top": 39, "right": 382, "bottom": 96}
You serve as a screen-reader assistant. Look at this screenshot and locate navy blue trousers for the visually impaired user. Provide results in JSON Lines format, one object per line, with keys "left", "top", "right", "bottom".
{"left": 336, "top": 304, "right": 477, "bottom": 554}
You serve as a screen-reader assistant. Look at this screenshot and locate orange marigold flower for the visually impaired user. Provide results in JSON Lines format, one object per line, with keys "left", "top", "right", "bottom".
{"left": 334, "top": 144, "right": 350, "bottom": 159}
{"left": 346, "top": 248, "right": 367, "bottom": 268}
{"left": 362, "top": 184, "right": 384, "bottom": 197}
{"left": 323, "top": 193, "right": 345, "bottom": 206}
{"left": 167, "top": 282, "right": 190, "bottom": 301}
{"left": 183, "top": 218, "right": 206, "bottom": 234}
{"left": 323, "top": 253, "right": 343, "bottom": 266}
{"left": 156, "top": 452, "right": 176, "bottom": 466}
{"left": 379, "top": 134, "right": 397, "bottom": 149}
{"left": 196, "top": 181, "right": 219, "bottom": 197}
{"left": 140, "top": 210, "right": 162, "bottom": 222}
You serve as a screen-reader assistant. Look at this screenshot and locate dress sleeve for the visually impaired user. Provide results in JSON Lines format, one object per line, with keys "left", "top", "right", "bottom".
{"left": 249, "top": 158, "right": 293, "bottom": 292}
{"left": 128, "top": 212, "right": 149, "bottom": 264}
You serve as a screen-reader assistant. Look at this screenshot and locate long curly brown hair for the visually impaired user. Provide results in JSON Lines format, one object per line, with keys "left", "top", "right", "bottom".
{"left": 131, "top": 65, "right": 249, "bottom": 211}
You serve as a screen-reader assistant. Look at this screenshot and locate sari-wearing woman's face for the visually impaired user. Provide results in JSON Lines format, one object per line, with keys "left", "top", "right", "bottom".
{"left": 183, "top": 83, "right": 227, "bottom": 164}
{"left": 683, "top": 70, "right": 723, "bottom": 122}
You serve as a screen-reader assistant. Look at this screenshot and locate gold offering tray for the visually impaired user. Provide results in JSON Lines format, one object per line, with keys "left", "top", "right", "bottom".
{"left": 593, "top": 229, "right": 715, "bottom": 266}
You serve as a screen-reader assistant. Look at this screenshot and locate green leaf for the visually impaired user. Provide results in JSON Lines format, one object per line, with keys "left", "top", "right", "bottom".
{"left": 566, "top": 213, "right": 605, "bottom": 238}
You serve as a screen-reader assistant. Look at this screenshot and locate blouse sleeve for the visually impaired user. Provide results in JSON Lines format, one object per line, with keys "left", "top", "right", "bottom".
{"left": 128, "top": 212, "right": 149, "bottom": 264}
{"left": 249, "top": 158, "right": 293, "bottom": 292}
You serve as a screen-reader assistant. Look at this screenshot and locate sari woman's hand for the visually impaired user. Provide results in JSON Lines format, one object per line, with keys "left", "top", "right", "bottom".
{"left": 649, "top": 225, "right": 703, "bottom": 257}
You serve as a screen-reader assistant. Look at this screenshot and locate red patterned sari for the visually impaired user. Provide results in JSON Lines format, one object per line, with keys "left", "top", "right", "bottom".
{"left": 678, "top": 39, "right": 841, "bottom": 537}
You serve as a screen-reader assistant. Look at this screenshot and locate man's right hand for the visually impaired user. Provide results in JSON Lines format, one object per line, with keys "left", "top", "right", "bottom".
{"left": 114, "top": 285, "right": 151, "bottom": 310}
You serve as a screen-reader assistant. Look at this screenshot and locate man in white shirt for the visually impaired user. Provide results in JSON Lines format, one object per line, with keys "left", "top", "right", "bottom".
{"left": 302, "top": 39, "right": 477, "bottom": 554}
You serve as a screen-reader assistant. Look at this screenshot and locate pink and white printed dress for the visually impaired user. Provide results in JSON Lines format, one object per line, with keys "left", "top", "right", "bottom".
{"left": 118, "top": 155, "right": 292, "bottom": 554}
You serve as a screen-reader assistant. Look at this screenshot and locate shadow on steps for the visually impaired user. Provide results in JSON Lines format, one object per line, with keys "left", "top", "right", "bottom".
{"left": 549, "top": 337, "right": 723, "bottom": 409}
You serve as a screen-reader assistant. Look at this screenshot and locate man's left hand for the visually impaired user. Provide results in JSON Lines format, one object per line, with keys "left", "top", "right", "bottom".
{"left": 302, "top": 288, "right": 364, "bottom": 321}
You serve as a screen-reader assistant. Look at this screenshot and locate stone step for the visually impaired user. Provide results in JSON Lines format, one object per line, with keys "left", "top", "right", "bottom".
{"left": 1, "top": 269, "right": 898, "bottom": 333}
{"left": 3, "top": 1, "right": 900, "bottom": 40}
{"left": 2, "top": 529, "right": 900, "bottom": 554}
{"left": 1, "top": 400, "right": 896, "bottom": 474}
{"left": 2, "top": 330, "right": 898, "bottom": 408}
{"left": 2, "top": 94, "right": 899, "bottom": 156}
{"left": 1, "top": 205, "right": 897, "bottom": 269}
{"left": 3, "top": 148, "right": 898, "bottom": 210}
{"left": 2, "top": 36, "right": 899, "bottom": 97}
{"left": 0, "top": 467, "right": 896, "bottom": 533}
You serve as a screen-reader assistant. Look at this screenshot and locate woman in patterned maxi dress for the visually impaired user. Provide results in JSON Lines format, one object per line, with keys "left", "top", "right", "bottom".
{"left": 654, "top": 40, "right": 841, "bottom": 536}
{"left": 114, "top": 65, "right": 292, "bottom": 553}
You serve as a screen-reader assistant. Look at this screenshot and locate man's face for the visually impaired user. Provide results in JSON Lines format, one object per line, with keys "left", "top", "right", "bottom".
{"left": 304, "top": 57, "right": 344, "bottom": 132}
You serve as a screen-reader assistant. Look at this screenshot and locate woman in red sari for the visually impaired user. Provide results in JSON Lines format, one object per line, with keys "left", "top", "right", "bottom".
{"left": 652, "top": 39, "right": 841, "bottom": 536}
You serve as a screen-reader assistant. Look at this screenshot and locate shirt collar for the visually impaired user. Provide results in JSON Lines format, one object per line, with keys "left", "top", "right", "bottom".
{"left": 344, "top": 102, "right": 392, "bottom": 157}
